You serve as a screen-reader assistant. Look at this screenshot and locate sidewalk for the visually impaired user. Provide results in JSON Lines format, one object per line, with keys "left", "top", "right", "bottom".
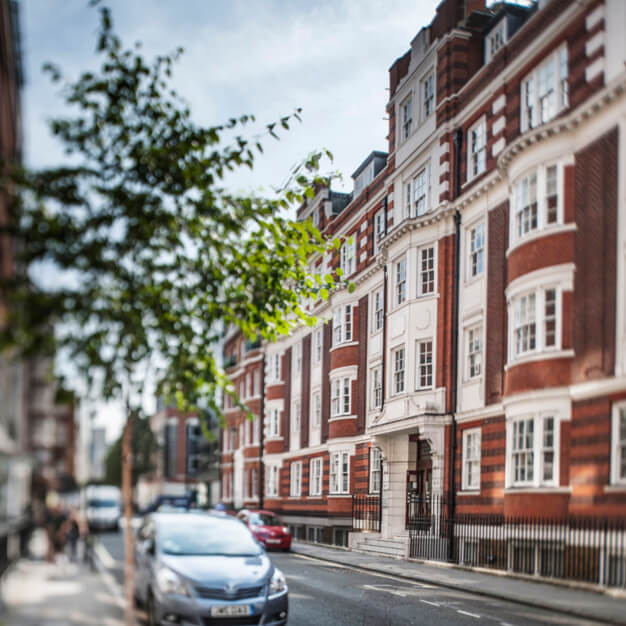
{"left": 291, "top": 540, "right": 626, "bottom": 625}
{"left": 0, "top": 532, "right": 124, "bottom": 626}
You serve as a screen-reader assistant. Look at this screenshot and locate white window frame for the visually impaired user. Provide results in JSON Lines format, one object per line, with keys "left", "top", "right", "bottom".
{"left": 292, "top": 400, "right": 301, "bottom": 436}
{"left": 331, "top": 377, "right": 351, "bottom": 417}
{"left": 611, "top": 403, "right": 626, "bottom": 485}
{"left": 250, "top": 467, "right": 258, "bottom": 499}
{"left": 266, "top": 465, "right": 279, "bottom": 497}
{"left": 417, "top": 245, "right": 436, "bottom": 297}
{"left": 312, "top": 391, "right": 321, "bottom": 428}
{"left": 253, "top": 369, "right": 260, "bottom": 397}
{"left": 395, "top": 257, "right": 407, "bottom": 306}
{"left": 521, "top": 44, "right": 568, "bottom": 132}
{"left": 309, "top": 457, "right": 323, "bottom": 496}
{"left": 485, "top": 18, "right": 507, "bottom": 63}
{"left": 415, "top": 339, "right": 434, "bottom": 390}
{"left": 421, "top": 71, "right": 434, "bottom": 121}
{"left": 467, "top": 117, "right": 486, "bottom": 180}
{"left": 509, "top": 287, "right": 561, "bottom": 361}
{"left": 333, "top": 304, "right": 353, "bottom": 346}
{"left": 369, "top": 447, "right": 382, "bottom": 494}
{"left": 372, "top": 288, "right": 384, "bottom": 333}
{"left": 462, "top": 428, "right": 481, "bottom": 491}
{"left": 373, "top": 209, "right": 385, "bottom": 255}
{"left": 511, "top": 164, "right": 563, "bottom": 246}
{"left": 392, "top": 346, "right": 405, "bottom": 395}
{"left": 507, "top": 415, "right": 558, "bottom": 487}
{"left": 340, "top": 239, "right": 356, "bottom": 277}
{"left": 314, "top": 327, "right": 323, "bottom": 364}
{"left": 466, "top": 325, "right": 482, "bottom": 380}
{"left": 371, "top": 365, "right": 382, "bottom": 410}
{"left": 401, "top": 94, "right": 413, "bottom": 141}
{"left": 290, "top": 461, "right": 302, "bottom": 497}
{"left": 294, "top": 341, "right": 302, "bottom": 375}
{"left": 330, "top": 451, "right": 350, "bottom": 494}
{"left": 268, "top": 408, "right": 280, "bottom": 438}
{"left": 413, "top": 167, "right": 429, "bottom": 217}
{"left": 269, "top": 353, "right": 282, "bottom": 383}
{"left": 253, "top": 416, "right": 260, "bottom": 445}
{"left": 468, "top": 223, "right": 485, "bottom": 279}
{"left": 404, "top": 180, "right": 412, "bottom": 220}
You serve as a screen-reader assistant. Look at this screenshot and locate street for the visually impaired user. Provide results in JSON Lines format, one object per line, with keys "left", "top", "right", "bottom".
{"left": 97, "top": 530, "right": 605, "bottom": 626}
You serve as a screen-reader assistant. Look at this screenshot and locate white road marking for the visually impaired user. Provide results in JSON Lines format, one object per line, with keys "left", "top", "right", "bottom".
{"left": 420, "top": 600, "right": 440, "bottom": 607}
{"left": 457, "top": 609, "right": 481, "bottom": 618}
{"left": 94, "top": 540, "right": 116, "bottom": 570}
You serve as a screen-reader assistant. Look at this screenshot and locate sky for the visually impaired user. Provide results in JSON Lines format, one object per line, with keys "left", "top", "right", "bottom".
{"left": 20, "top": 0, "right": 441, "bottom": 441}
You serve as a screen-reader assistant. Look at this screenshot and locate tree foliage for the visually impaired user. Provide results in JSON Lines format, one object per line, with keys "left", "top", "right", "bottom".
{"left": 1, "top": 6, "right": 340, "bottom": 418}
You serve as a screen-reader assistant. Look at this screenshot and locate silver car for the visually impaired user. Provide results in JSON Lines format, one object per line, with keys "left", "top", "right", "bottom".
{"left": 135, "top": 512, "right": 288, "bottom": 625}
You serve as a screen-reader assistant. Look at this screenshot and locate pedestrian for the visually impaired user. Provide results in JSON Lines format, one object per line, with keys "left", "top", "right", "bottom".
{"left": 44, "top": 491, "right": 68, "bottom": 565}
{"left": 66, "top": 509, "right": 80, "bottom": 562}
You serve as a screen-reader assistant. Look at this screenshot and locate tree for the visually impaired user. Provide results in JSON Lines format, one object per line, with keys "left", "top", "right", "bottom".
{"left": 0, "top": 6, "right": 342, "bottom": 623}
{"left": 103, "top": 411, "right": 156, "bottom": 487}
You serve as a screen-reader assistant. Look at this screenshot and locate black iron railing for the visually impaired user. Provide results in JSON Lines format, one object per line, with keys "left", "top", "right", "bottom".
{"left": 408, "top": 494, "right": 626, "bottom": 587}
{"left": 352, "top": 494, "right": 382, "bottom": 532}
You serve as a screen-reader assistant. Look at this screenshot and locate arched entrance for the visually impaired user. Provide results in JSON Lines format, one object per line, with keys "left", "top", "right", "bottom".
{"left": 406, "top": 436, "right": 432, "bottom": 527}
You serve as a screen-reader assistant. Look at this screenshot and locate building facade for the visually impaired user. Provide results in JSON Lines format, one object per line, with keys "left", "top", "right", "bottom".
{"left": 221, "top": 0, "right": 626, "bottom": 561}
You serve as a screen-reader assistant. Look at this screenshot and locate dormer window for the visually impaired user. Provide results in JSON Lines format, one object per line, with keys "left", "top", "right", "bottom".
{"left": 485, "top": 18, "right": 507, "bottom": 64}
{"left": 354, "top": 162, "right": 374, "bottom": 197}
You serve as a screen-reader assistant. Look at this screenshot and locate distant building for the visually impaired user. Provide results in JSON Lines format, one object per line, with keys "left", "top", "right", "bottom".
{"left": 89, "top": 427, "right": 107, "bottom": 481}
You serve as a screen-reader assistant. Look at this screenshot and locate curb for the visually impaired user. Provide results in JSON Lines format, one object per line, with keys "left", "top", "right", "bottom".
{"left": 289, "top": 545, "right": 623, "bottom": 626}
{"left": 92, "top": 538, "right": 126, "bottom": 612}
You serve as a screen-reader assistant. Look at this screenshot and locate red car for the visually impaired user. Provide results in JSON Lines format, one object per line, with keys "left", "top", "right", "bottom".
{"left": 238, "top": 509, "right": 291, "bottom": 551}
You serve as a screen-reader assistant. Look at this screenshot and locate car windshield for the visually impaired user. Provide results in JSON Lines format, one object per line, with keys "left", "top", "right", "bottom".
{"left": 159, "top": 516, "right": 262, "bottom": 556}
{"left": 249, "top": 513, "right": 281, "bottom": 527}
{"left": 88, "top": 499, "right": 119, "bottom": 508}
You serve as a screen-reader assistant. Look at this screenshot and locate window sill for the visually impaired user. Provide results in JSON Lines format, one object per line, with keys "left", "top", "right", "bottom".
{"left": 266, "top": 436, "right": 283, "bottom": 442}
{"left": 327, "top": 493, "right": 351, "bottom": 498}
{"left": 503, "top": 486, "right": 570, "bottom": 494}
{"left": 505, "top": 349, "right": 574, "bottom": 369}
{"left": 506, "top": 223, "right": 577, "bottom": 257}
{"left": 330, "top": 341, "right": 359, "bottom": 353}
{"left": 266, "top": 379, "right": 284, "bottom": 386}
{"left": 414, "top": 386, "right": 435, "bottom": 393}
{"left": 464, "top": 272, "right": 484, "bottom": 287}
{"left": 415, "top": 292, "right": 438, "bottom": 302}
{"left": 307, "top": 495, "right": 323, "bottom": 499}
{"left": 457, "top": 490, "right": 480, "bottom": 496}
{"left": 329, "top": 414, "right": 357, "bottom": 422}
{"left": 604, "top": 484, "right": 626, "bottom": 493}
{"left": 287, "top": 495, "right": 303, "bottom": 500}
{"left": 371, "top": 328, "right": 383, "bottom": 338}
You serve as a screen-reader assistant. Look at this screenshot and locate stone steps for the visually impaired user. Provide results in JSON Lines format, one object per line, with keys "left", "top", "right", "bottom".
{"left": 351, "top": 534, "right": 407, "bottom": 558}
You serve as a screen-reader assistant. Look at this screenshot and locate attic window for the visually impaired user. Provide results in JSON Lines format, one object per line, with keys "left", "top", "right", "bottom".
{"left": 485, "top": 19, "right": 507, "bottom": 64}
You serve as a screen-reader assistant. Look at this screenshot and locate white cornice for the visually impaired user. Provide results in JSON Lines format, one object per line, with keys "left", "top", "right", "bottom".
{"left": 380, "top": 205, "right": 456, "bottom": 250}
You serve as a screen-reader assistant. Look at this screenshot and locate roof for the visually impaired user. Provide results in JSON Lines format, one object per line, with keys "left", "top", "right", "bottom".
{"left": 351, "top": 150, "right": 388, "bottom": 180}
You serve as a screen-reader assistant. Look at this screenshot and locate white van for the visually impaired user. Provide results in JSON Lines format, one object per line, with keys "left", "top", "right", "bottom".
{"left": 86, "top": 485, "right": 122, "bottom": 532}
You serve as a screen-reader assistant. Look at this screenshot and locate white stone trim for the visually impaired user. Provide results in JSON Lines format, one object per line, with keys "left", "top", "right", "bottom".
{"left": 586, "top": 30, "right": 605, "bottom": 57}
{"left": 492, "top": 137, "right": 506, "bottom": 157}
{"left": 492, "top": 115, "right": 506, "bottom": 136}
{"left": 585, "top": 4, "right": 604, "bottom": 31}
{"left": 505, "top": 263, "right": 575, "bottom": 299}
{"left": 586, "top": 56, "right": 605, "bottom": 82}
{"left": 492, "top": 94, "right": 506, "bottom": 114}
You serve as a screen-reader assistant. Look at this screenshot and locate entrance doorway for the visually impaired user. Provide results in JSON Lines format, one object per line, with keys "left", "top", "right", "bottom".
{"left": 406, "top": 436, "right": 432, "bottom": 527}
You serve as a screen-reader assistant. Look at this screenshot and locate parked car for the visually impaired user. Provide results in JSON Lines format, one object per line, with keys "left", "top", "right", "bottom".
{"left": 237, "top": 510, "right": 292, "bottom": 551}
{"left": 140, "top": 494, "right": 193, "bottom": 515}
{"left": 85, "top": 485, "right": 121, "bottom": 532}
{"left": 134, "top": 512, "right": 288, "bottom": 625}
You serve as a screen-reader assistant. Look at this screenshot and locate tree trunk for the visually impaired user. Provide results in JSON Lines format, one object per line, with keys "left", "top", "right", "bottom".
{"left": 122, "top": 415, "right": 135, "bottom": 626}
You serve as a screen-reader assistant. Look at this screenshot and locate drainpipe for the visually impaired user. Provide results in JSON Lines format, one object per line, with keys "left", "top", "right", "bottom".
{"left": 448, "top": 129, "right": 463, "bottom": 560}
{"left": 259, "top": 353, "right": 265, "bottom": 510}
{"left": 381, "top": 196, "right": 389, "bottom": 410}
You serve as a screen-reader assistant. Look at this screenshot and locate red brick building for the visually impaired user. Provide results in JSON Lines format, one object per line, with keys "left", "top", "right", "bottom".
{"left": 221, "top": 0, "right": 626, "bottom": 570}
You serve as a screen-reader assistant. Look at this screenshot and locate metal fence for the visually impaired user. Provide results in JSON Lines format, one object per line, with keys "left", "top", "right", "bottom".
{"left": 408, "top": 495, "right": 626, "bottom": 587}
{"left": 352, "top": 494, "right": 381, "bottom": 532}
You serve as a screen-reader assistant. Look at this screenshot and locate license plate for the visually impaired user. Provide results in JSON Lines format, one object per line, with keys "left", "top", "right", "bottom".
{"left": 267, "top": 539, "right": 281, "bottom": 544}
{"left": 210, "top": 605, "right": 253, "bottom": 617}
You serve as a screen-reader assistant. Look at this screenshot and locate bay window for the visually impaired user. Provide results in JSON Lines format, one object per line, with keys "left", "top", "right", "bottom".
{"left": 509, "top": 287, "right": 561, "bottom": 360}
{"left": 333, "top": 304, "right": 352, "bottom": 345}
{"left": 508, "top": 415, "right": 557, "bottom": 487}
{"left": 413, "top": 167, "right": 428, "bottom": 216}
{"left": 330, "top": 451, "right": 350, "bottom": 494}
{"left": 331, "top": 377, "right": 351, "bottom": 417}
